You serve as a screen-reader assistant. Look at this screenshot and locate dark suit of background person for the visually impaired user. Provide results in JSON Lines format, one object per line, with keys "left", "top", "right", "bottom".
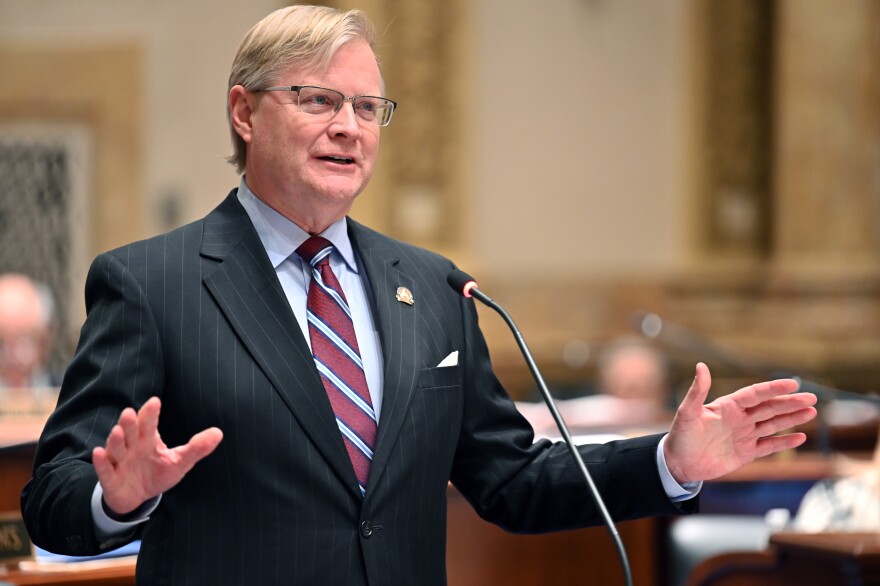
{"left": 20, "top": 5, "right": 817, "bottom": 585}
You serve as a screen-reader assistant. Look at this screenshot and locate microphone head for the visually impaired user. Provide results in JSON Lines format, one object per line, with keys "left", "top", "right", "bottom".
{"left": 633, "top": 311, "right": 663, "bottom": 339}
{"left": 447, "top": 269, "right": 478, "bottom": 298}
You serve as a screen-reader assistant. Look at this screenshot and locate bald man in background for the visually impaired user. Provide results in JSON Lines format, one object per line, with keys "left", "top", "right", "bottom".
{"left": 0, "top": 273, "right": 57, "bottom": 398}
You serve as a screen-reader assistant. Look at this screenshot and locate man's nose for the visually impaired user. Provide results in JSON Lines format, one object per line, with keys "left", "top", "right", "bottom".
{"left": 329, "top": 100, "right": 363, "bottom": 136}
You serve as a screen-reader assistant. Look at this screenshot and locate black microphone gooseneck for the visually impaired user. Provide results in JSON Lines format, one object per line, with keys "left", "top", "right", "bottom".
{"left": 447, "top": 269, "right": 633, "bottom": 586}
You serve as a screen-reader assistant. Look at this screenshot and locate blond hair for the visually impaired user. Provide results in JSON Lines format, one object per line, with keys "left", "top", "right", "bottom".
{"left": 226, "top": 5, "right": 378, "bottom": 173}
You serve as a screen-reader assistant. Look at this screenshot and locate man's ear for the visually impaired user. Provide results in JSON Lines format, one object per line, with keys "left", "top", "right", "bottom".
{"left": 229, "top": 85, "right": 256, "bottom": 143}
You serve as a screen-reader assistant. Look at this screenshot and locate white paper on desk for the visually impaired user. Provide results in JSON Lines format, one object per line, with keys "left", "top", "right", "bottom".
{"left": 33, "top": 540, "right": 141, "bottom": 564}
{"left": 437, "top": 351, "right": 458, "bottom": 367}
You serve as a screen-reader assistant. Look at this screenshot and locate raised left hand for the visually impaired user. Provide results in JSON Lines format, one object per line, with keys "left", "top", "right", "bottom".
{"left": 664, "top": 362, "right": 817, "bottom": 484}
{"left": 93, "top": 396, "right": 223, "bottom": 515}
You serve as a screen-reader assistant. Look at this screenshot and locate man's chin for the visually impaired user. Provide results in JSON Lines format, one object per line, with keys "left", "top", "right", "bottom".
{"left": 313, "top": 176, "right": 369, "bottom": 202}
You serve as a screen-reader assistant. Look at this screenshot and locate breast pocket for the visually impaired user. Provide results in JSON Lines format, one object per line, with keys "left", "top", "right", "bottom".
{"left": 418, "top": 365, "right": 461, "bottom": 390}
{"left": 411, "top": 365, "right": 463, "bottom": 468}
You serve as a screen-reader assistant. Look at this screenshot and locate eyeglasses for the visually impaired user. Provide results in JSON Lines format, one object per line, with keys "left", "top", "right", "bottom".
{"left": 254, "top": 85, "right": 397, "bottom": 127}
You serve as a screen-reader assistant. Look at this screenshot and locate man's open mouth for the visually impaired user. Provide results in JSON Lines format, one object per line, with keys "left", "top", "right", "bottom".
{"left": 319, "top": 155, "right": 354, "bottom": 165}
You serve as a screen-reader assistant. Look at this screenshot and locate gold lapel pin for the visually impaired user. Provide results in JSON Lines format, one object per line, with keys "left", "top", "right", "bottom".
{"left": 395, "top": 286, "right": 414, "bottom": 305}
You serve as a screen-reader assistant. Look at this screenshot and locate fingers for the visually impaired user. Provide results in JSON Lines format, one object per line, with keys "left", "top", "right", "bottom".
{"left": 754, "top": 432, "right": 807, "bottom": 460}
{"left": 677, "top": 363, "right": 712, "bottom": 418}
{"left": 748, "top": 392, "right": 817, "bottom": 424}
{"left": 754, "top": 405, "right": 817, "bottom": 438}
{"left": 136, "top": 397, "right": 162, "bottom": 442}
{"left": 730, "top": 378, "right": 802, "bottom": 409}
{"left": 99, "top": 396, "right": 220, "bottom": 477}
{"left": 104, "top": 423, "right": 127, "bottom": 460}
{"left": 93, "top": 446, "right": 117, "bottom": 487}
{"left": 117, "top": 407, "right": 138, "bottom": 451}
{"left": 103, "top": 397, "right": 162, "bottom": 462}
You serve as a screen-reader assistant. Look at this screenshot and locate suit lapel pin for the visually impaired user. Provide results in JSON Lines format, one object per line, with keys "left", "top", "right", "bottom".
{"left": 395, "top": 286, "right": 414, "bottom": 305}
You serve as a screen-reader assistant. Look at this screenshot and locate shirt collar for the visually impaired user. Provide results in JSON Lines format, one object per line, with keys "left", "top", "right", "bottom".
{"left": 235, "top": 177, "right": 358, "bottom": 273}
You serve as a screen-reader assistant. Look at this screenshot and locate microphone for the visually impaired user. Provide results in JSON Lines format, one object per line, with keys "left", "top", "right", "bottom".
{"left": 447, "top": 269, "right": 633, "bottom": 586}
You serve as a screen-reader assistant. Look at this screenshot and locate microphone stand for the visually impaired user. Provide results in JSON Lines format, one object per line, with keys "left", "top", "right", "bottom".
{"left": 464, "top": 282, "right": 633, "bottom": 586}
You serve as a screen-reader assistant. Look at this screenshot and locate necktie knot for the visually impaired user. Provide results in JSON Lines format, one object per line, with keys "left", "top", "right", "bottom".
{"left": 296, "top": 236, "right": 333, "bottom": 267}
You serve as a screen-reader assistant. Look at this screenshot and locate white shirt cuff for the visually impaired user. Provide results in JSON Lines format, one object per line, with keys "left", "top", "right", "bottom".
{"left": 91, "top": 482, "right": 160, "bottom": 536}
{"left": 656, "top": 434, "right": 702, "bottom": 502}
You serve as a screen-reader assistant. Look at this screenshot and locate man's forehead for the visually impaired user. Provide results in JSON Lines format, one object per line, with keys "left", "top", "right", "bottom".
{"left": 275, "top": 41, "right": 380, "bottom": 85}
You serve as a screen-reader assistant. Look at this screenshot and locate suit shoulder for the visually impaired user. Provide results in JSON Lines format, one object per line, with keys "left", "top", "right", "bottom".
{"left": 95, "top": 216, "right": 208, "bottom": 269}
{"left": 96, "top": 190, "right": 244, "bottom": 268}
{"left": 348, "top": 219, "right": 455, "bottom": 272}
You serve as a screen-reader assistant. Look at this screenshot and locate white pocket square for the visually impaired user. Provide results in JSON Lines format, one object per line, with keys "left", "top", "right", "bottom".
{"left": 437, "top": 351, "right": 459, "bottom": 367}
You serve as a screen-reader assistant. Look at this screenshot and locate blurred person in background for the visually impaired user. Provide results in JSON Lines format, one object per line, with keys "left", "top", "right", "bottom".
{"left": 519, "top": 338, "right": 674, "bottom": 436}
{"left": 0, "top": 273, "right": 58, "bottom": 402}
{"left": 792, "top": 422, "right": 880, "bottom": 532}
{"left": 595, "top": 338, "right": 674, "bottom": 421}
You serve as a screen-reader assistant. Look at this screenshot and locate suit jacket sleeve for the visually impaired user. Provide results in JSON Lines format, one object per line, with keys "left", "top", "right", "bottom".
{"left": 449, "top": 290, "right": 695, "bottom": 533}
{"left": 21, "top": 251, "right": 162, "bottom": 555}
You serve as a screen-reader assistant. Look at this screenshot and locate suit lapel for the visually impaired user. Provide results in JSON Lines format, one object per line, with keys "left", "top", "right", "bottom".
{"left": 348, "top": 221, "right": 419, "bottom": 494}
{"left": 200, "top": 191, "right": 361, "bottom": 496}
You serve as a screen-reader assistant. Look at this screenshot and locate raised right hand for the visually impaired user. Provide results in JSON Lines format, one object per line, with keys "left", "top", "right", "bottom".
{"left": 92, "top": 396, "right": 223, "bottom": 515}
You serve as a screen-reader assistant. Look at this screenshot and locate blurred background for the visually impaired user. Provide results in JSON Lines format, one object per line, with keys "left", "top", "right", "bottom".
{"left": 2, "top": 2, "right": 879, "bottom": 584}
{"left": 1, "top": 0, "right": 878, "bottom": 404}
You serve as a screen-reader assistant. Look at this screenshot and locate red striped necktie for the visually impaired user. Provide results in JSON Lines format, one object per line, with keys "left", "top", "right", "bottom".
{"left": 297, "top": 236, "right": 377, "bottom": 496}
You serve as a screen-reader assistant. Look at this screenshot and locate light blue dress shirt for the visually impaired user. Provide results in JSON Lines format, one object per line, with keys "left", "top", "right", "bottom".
{"left": 236, "top": 179, "right": 385, "bottom": 419}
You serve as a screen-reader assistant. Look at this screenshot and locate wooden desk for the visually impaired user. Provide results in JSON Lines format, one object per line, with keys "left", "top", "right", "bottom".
{"left": 0, "top": 443, "right": 36, "bottom": 515}
{"left": 0, "top": 559, "right": 136, "bottom": 586}
{"left": 0, "top": 419, "right": 137, "bottom": 586}
{"left": 0, "top": 415, "right": 48, "bottom": 513}
{"left": 770, "top": 533, "right": 880, "bottom": 585}
{"left": 687, "top": 532, "right": 880, "bottom": 586}
{"left": 445, "top": 486, "right": 662, "bottom": 586}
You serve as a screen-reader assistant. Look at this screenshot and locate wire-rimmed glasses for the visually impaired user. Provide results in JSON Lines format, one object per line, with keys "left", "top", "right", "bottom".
{"left": 254, "top": 85, "right": 397, "bottom": 126}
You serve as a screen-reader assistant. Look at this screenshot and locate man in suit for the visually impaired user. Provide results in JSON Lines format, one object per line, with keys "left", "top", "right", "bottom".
{"left": 22, "top": 5, "right": 817, "bottom": 584}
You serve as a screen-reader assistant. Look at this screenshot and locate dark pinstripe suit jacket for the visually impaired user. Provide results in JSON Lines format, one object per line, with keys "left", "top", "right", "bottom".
{"left": 22, "top": 190, "right": 691, "bottom": 584}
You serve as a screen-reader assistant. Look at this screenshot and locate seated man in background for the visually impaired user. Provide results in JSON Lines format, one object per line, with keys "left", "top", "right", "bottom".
{"left": 595, "top": 338, "right": 674, "bottom": 421}
{"left": 0, "top": 273, "right": 58, "bottom": 406}
{"left": 519, "top": 338, "right": 674, "bottom": 436}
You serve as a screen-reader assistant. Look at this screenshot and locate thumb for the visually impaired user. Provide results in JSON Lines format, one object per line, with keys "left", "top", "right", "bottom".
{"left": 677, "top": 362, "right": 711, "bottom": 418}
{"left": 173, "top": 427, "right": 224, "bottom": 472}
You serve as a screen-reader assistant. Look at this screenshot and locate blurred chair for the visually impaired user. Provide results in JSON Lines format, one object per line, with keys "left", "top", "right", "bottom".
{"left": 684, "top": 549, "right": 780, "bottom": 586}
{"left": 668, "top": 514, "right": 772, "bottom": 586}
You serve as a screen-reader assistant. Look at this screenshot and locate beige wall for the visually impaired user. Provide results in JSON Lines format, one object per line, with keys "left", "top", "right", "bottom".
{"left": 0, "top": 0, "right": 697, "bottom": 279}
{"left": 470, "top": 0, "right": 695, "bottom": 279}
{"left": 0, "top": 0, "right": 280, "bottom": 239}
{"left": 4, "top": 1, "right": 880, "bottom": 395}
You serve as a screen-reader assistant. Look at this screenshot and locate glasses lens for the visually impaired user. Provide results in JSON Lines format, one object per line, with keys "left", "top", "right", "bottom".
{"left": 296, "top": 87, "right": 342, "bottom": 115}
{"left": 355, "top": 97, "right": 395, "bottom": 126}
{"left": 295, "top": 86, "right": 395, "bottom": 126}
